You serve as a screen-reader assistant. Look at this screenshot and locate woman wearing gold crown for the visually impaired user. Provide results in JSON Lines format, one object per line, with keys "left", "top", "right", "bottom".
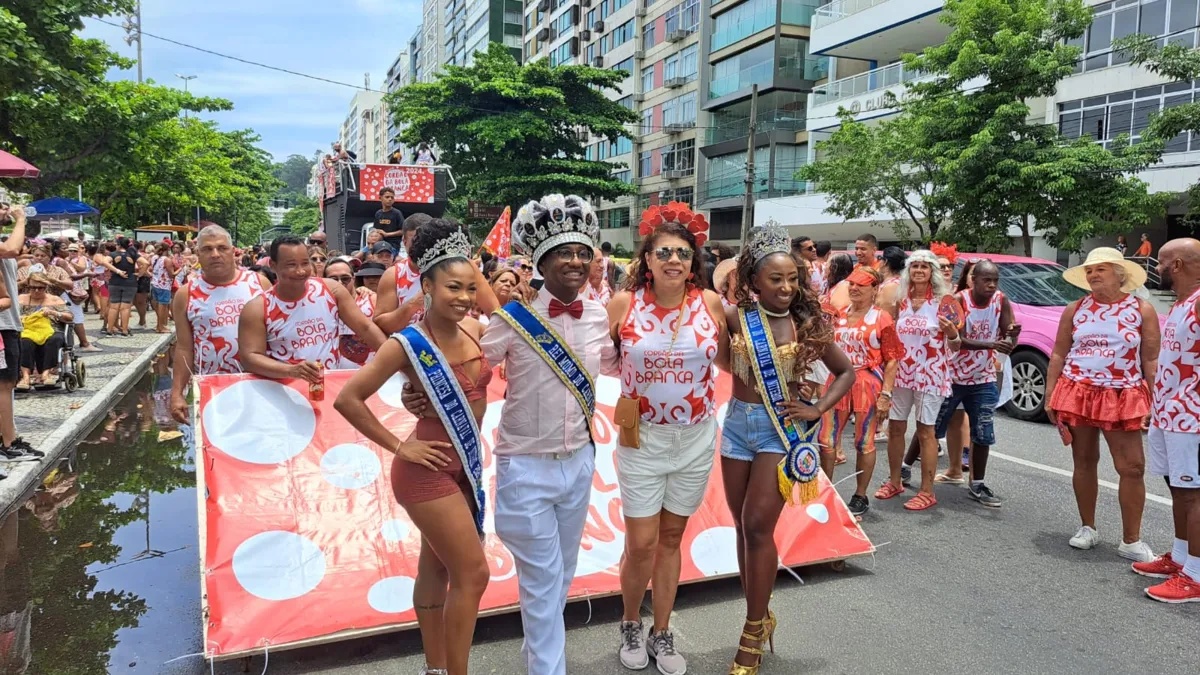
{"left": 336, "top": 218, "right": 498, "bottom": 675}
{"left": 717, "top": 222, "right": 854, "bottom": 675}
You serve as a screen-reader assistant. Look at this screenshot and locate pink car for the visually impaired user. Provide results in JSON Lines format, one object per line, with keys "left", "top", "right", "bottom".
{"left": 950, "top": 254, "right": 1086, "bottom": 422}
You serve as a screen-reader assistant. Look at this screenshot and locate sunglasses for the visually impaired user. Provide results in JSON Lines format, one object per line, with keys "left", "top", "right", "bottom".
{"left": 28, "top": 286, "right": 47, "bottom": 291}
{"left": 802, "top": 244, "right": 816, "bottom": 252}
{"left": 310, "top": 256, "right": 327, "bottom": 263}
{"left": 329, "top": 275, "right": 353, "bottom": 283}
{"left": 653, "top": 246, "right": 694, "bottom": 262}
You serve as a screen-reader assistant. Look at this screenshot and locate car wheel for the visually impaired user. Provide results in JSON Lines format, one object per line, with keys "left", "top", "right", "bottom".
{"left": 1006, "top": 350, "right": 1049, "bottom": 422}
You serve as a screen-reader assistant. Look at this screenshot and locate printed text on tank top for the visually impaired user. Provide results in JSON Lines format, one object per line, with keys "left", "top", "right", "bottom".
{"left": 950, "top": 289, "right": 1004, "bottom": 385}
{"left": 619, "top": 286, "right": 719, "bottom": 425}
{"left": 264, "top": 278, "right": 342, "bottom": 369}
{"left": 187, "top": 269, "right": 265, "bottom": 375}
{"left": 1152, "top": 286, "right": 1200, "bottom": 432}
{"left": 895, "top": 296, "right": 951, "bottom": 397}
{"left": 835, "top": 307, "right": 898, "bottom": 372}
{"left": 1063, "top": 294, "right": 1143, "bottom": 388}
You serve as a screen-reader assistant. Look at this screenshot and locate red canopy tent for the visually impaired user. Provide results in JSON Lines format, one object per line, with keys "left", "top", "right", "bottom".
{"left": 0, "top": 150, "right": 39, "bottom": 179}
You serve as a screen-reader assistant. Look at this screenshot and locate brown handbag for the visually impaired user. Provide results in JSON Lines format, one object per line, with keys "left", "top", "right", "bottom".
{"left": 614, "top": 394, "right": 641, "bottom": 449}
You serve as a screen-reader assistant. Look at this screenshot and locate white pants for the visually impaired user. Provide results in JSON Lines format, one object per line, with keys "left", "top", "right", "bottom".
{"left": 494, "top": 445, "right": 595, "bottom": 675}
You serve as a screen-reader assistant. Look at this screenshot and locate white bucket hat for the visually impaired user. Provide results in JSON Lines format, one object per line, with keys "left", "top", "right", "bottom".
{"left": 1062, "top": 247, "right": 1148, "bottom": 293}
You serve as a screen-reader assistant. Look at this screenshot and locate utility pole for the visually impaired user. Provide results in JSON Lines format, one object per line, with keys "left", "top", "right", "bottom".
{"left": 123, "top": 1, "right": 143, "bottom": 83}
{"left": 740, "top": 84, "right": 759, "bottom": 243}
{"left": 175, "top": 74, "right": 197, "bottom": 118}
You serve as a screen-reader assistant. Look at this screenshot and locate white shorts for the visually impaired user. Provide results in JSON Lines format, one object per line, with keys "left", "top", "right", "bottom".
{"left": 616, "top": 416, "right": 717, "bottom": 519}
{"left": 1148, "top": 427, "right": 1200, "bottom": 489}
{"left": 61, "top": 293, "right": 84, "bottom": 324}
{"left": 889, "top": 387, "right": 944, "bottom": 426}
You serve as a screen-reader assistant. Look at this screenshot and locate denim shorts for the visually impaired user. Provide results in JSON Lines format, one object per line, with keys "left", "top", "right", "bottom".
{"left": 934, "top": 382, "right": 999, "bottom": 446}
{"left": 720, "top": 398, "right": 787, "bottom": 462}
{"left": 151, "top": 286, "right": 172, "bottom": 305}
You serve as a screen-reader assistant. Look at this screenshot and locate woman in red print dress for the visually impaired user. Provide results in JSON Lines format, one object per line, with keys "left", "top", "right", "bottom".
{"left": 819, "top": 267, "right": 901, "bottom": 517}
{"left": 718, "top": 223, "right": 854, "bottom": 675}
{"left": 1047, "top": 247, "right": 1160, "bottom": 562}
{"left": 877, "top": 249, "right": 961, "bottom": 511}
{"left": 335, "top": 220, "right": 499, "bottom": 675}
{"left": 607, "top": 202, "right": 726, "bottom": 675}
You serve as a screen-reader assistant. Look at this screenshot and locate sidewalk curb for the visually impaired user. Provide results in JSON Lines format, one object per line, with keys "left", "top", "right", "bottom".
{"left": 0, "top": 332, "right": 175, "bottom": 518}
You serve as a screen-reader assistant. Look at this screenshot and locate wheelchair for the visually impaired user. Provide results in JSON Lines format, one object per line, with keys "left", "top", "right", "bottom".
{"left": 57, "top": 321, "right": 87, "bottom": 393}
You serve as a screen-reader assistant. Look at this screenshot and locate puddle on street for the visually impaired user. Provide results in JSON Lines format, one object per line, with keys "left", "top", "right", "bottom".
{"left": 3, "top": 353, "right": 203, "bottom": 674}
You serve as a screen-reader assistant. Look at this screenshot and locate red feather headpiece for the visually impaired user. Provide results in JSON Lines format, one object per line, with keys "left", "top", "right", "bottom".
{"left": 638, "top": 201, "right": 709, "bottom": 247}
{"left": 930, "top": 241, "right": 959, "bottom": 264}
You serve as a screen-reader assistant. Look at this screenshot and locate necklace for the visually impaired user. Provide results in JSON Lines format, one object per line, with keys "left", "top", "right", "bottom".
{"left": 761, "top": 306, "right": 790, "bottom": 318}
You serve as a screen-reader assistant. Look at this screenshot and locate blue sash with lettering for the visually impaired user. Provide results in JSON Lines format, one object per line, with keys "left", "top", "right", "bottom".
{"left": 738, "top": 305, "right": 821, "bottom": 506}
{"left": 396, "top": 325, "right": 485, "bottom": 532}
{"left": 492, "top": 300, "right": 595, "bottom": 439}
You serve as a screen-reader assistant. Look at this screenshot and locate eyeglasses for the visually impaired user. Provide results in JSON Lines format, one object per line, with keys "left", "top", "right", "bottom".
{"left": 802, "top": 244, "right": 816, "bottom": 252}
{"left": 310, "top": 256, "right": 327, "bottom": 263}
{"left": 329, "top": 275, "right": 353, "bottom": 283}
{"left": 653, "top": 246, "right": 694, "bottom": 262}
{"left": 551, "top": 247, "right": 595, "bottom": 263}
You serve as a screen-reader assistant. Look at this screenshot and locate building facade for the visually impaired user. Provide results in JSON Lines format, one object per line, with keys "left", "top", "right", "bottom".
{"left": 385, "top": 51, "right": 413, "bottom": 158}
{"left": 755, "top": 0, "right": 1200, "bottom": 260}
{"left": 339, "top": 90, "right": 386, "bottom": 165}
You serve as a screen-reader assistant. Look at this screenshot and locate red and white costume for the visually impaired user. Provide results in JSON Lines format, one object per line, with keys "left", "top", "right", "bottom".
{"left": 263, "top": 278, "right": 342, "bottom": 369}
{"left": 950, "top": 290, "right": 1004, "bottom": 386}
{"left": 583, "top": 281, "right": 612, "bottom": 307}
{"left": 891, "top": 296, "right": 952, "bottom": 425}
{"left": 1050, "top": 293, "right": 1149, "bottom": 431}
{"left": 1149, "top": 286, "right": 1200, "bottom": 488}
{"left": 187, "top": 269, "right": 266, "bottom": 375}
{"left": 395, "top": 255, "right": 422, "bottom": 307}
{"left": 337, "top": 291, "right": 377, "bottom": 368}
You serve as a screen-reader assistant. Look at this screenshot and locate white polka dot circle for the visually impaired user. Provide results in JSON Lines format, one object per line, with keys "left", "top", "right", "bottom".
{"left": 380, "top": 519, "right": 411, "bottom": 542}
{"left": 376, "top": 373, "right": 410, "bottom": 409}
{"left": 368, "top": 576, "right": 417, "bottom": 613}
{"left": 689, "top": 526, "right": 740, "bottom": 576}
{"left": 320, "top": 444, "right": 382, "bottom": 490}
{"left": 805, "top": 503, "right": 830, "bottom": 524}
{"left": 203, "top": 380, "right": 315, "bottom": 464}
{"left": 232, "top": 531, "right": 326, "bottom": 601}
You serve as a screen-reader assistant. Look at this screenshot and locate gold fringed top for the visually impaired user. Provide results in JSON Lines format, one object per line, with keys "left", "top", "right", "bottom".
{"left": 730, "top": 334, "right": 816, "bottom": 386}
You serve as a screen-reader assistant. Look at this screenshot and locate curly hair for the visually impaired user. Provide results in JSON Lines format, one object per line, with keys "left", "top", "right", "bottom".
{"left": 410, "top": 218, "right": 470, "bottom": 281}
{"left": 626, "top": 221, "right": 707, "bottom": 292}
{"left": 899, "top": 249, "right": 952, "bottom": 301}
{"left": 732, "top": 249, "right": 833, "bottom": 373}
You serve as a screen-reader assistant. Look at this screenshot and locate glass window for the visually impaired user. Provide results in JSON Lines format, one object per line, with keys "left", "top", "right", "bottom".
{"left": 664, "top": 53, "right": 679, "bottom": 81}
{"left": 641, "top": 108, "right": 653, "bottom": 135}
{"left": 1132, "top": 97, "right": 1160, "bottom": 137}
{"left": 1170, "top": 0, "right": 1199, "bottom": 32}
{"left": 682, "top": 0, "right": 701, "bottom": 31}
{"left": 662, "top": 139, "right": 695, "bottom": 172}
{"left": 680, "top": 44, "right": 699, "bottom": 80}
{"left": 665, "top": 6, "right": 681, "bottom": 34}
{"left": 642, "top": 65, "right": 654, "bottom": 92}
{"left": 1081, "top": 106, "right": 1105, "bottom": 139}
{"left": 613, "top": 169, "right": 632, "bottom": 183}
{"left": 710, "top": 0, "right": 775, "bottom": 52}
{"left": 680, "top": 92, "right": 696, "bottom": 123}
{"left": 710, "top": 40, "right": 774, "bottom": 98}
{"left": 1107, "top": 102, "right": 1133, "bottom": 139}
{"left": 643, "top": 21, "right": 656, "bottom": 49}
{"left": 1059, "top": 110, "right": 1082, "bottom": 138}
{"left": 673, "top": 185, "right": 693, "bottom": 206}
{"left": 640, "top": 151, "right": 652, "bottom": 176}
{"left": 616, "top": 136, "right": 633, "bottom": 155}
{"left": 1140, "top": 0, "right": 1167, "bottom": 36}
{"left": 618, "top": 95, "right": 634, "bottom": 109}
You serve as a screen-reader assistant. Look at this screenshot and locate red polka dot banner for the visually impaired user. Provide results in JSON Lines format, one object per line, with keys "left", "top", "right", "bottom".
{"left": 196, "top": 370, "right": 874, "bottom": 658}
{"left": 358, "top": 165, "right": 435, "bottom": 203}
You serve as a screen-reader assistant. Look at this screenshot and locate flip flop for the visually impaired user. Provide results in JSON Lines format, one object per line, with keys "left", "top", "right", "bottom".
{"left": 903, "top": 493, "right": 938, "bottom": 511}
{"left": 935, "top": 473, "right": 965, "bottom": 484}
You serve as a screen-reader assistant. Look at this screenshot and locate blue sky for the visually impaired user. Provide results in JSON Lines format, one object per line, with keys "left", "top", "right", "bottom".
{"left": 84, "top": 0, "right": 424, "bottom": 162}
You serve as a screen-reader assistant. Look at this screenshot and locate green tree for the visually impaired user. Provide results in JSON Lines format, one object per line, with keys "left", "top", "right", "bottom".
{"left": 283, "top": 195, "right": 322, "bottom": 236}
{"left": 272, "top": 154, "right": 315, "bottom": 198}
{"left": 1116, "top": 33, "right": 1200, "bottom": 226}
{"left": 389, "top": 43, "right": 640, "bottom": 208}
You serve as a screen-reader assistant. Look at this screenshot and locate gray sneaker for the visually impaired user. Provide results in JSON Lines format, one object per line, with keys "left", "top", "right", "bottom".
{"left": 968, "top": 482, "right": 1001, "bottom": 508}
{"left": 647, "top": 628, "right": 686, "bottom": 675}
{"left": 619, "top": 621, "right": 648, "bottom": 670}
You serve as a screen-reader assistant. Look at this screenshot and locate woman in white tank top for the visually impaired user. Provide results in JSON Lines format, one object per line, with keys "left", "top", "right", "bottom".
{"left": 1046, "top": 247, "right": 1161, "bottom": 561}
{"left": 606, "top": 203, "right": 727, "bottom": 673}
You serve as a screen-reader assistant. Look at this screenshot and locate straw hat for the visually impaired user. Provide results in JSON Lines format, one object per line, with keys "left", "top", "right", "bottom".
{"left": 1062, "top": 247, "right": 1147, "bottom": 293}
{"left": 713, "top": 258, "right": 738, "bottom": 295}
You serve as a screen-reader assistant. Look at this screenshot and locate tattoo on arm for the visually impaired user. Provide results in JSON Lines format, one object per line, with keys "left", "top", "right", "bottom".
{"left": 415, "top": 603, "right": 444, "bottom": 611}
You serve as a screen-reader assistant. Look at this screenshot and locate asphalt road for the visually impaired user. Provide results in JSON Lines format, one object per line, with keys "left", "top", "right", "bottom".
{"left": 197, "top": 414, "right": 1194, "bottom": 675}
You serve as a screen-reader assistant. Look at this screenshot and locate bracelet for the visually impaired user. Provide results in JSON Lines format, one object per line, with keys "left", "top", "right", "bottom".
{"left": 880, "top": 390, "right": 892, "bottom": 398}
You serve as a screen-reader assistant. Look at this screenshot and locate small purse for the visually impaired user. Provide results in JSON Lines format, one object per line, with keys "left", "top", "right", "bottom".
{"left": 614, "top": 394, "right": 641, "bottom": 449}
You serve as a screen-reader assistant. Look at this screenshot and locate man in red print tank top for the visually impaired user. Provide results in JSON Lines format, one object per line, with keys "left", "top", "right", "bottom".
{"left": 932, "top": 260, "right": 1018, "bottom": 508}
{"left": 376, "top": 212, "right": 431, "bottom": 333}
{"left": 1137, "top": 238, "right": 1200, "bottom": 603}
{"left": 169, "top": 225, "right": 272, "bottom": 424}
{"left": 238, "top": 235, "right": 386, "bottom": 383}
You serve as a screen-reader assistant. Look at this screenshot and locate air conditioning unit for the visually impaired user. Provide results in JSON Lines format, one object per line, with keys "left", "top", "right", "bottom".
{"left": 593, "top": 20, "right": 605, "bottom": 31}
{"left": 632, "top": 93, "right": 645, "bottom": 102}
{"left": 591, "top": 56, "right": 604, "bottom": 67}
{"left": 537, "top": 0, "right": 549, "bottom": 11}
{"left": 667, "top": 29, "right": 689, "bottom": 42}
{"left": 664, "top": 121, "right": 694, "bottom": 133}
{"left": 580, "top": 29, "right": 592, "bottom": 40}
{"left": 636, "top": 7, "right": 646, "bottom": 16}
{"left": 572, "top": 6, "right": 581, "bottom": 24}
{"left": 665, "top": 76, "right": 686, "bottom": 88}
{"left": 634, "top": 50, "right": 645, "bottom": 59}
{"left": 664, "top": 169, "right": 692, "bottom": 179}
{"left": 536, "top": 27, "right": 550, "bottom": 42}
{"left": 571, "top": 36, "right": 580, "bottom": 56}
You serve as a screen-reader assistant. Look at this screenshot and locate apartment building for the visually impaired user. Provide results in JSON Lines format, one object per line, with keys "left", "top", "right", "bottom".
{"left": 339, "top": 90, "right": 386, "bottom": 165}
{"left": 386, "top": 51, "right": 413, "bottom": 158}
{"left": 446, "top": 0, "right": 525, "bottom": 67}
{"left": 756, "top": 0, "right": 1200, "bottom": 259}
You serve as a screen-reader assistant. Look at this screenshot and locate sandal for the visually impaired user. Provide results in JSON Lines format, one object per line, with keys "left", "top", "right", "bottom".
{"left": 835, "top": 452, "right": 848, "bottom": 466}
{"left": 934, "top": 473, "right": 965, "bottom": 484}
{"left": 903, "top": 493, "right": 938, "bottom": 511}
{"left": 874, "top": 481, "right": 905, "bottom": 500}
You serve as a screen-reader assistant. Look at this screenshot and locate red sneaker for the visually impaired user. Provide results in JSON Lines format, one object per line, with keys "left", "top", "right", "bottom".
{"left": 1132, "top": 554, "right": 1183, "bottom": 579}
{"left": 1145, "top": 574, "right": 1200, "bottom": 604}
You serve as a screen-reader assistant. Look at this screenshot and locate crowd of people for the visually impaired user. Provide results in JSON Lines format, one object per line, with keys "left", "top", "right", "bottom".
{"left": 5, "top": 193, "right": 1191, "bottom": 674}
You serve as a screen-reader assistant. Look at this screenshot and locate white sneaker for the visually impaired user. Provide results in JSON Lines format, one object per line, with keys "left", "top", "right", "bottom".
{"left": 937, "top": 440, "right": 946, "bottom": 457}
{"left": 1118, "top": 540, "right": 1155, "bottom": 563}
{"left": 619, "top": 621, "right": 649, "bottom": 670}
{"left": 1069, "top": 526, "right": 1100, "bottom": 550}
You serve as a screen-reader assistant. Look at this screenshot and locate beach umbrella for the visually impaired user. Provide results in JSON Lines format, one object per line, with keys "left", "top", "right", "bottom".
{"left": 0, "top": 150, "right": 39, "bottom": 179}
{"left": 26, "top": 196, "right": 98, "bottom": 217}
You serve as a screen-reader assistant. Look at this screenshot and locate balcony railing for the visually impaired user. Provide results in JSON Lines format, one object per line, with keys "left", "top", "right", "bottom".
{"left": 706, "top": 108, "right": 809, "bottom": 145}
{"left": 709, "top": 58, "right": 828, "bottom": 99}
{"left": 781, "top": 0, "right": 822, "bottom": 26}
{"left": 699, "top": 175, "right": 808, "bottom": 203}
{"left": 812, "top": 0, "right": 890, "bottom": 29}
{"left": 810, "top": 61, "right": 924, "bottom": 108}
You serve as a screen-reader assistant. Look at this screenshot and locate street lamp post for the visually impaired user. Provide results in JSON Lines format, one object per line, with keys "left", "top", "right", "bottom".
{"left": 175, "top": 74, "right": 197, "bottom": 118}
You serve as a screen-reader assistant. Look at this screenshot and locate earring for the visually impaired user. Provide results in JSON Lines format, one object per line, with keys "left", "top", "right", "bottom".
{"left": 423, "top": 295, "right": 431, "bottom": 312}
{"left": 687, "top": 273, "right": 694, "bottom": 281}
{"left": 645, "top": 271, "right": 653, "bottom": 281}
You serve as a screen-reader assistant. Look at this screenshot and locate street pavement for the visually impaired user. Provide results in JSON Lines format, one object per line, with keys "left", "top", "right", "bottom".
{"left": 196, "top": 413, "right": 1195, "bottom": 675}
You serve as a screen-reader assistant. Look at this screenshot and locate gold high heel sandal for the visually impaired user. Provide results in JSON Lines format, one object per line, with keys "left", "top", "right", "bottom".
{"left": 728, "top": 611, "right": 776, "bottom": 675}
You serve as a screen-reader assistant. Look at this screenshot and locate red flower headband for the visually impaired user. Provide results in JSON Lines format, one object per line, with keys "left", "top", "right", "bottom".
{"left": 930, "top": 241, "right": 959, "bottom": 264}
{"left": 638, "top": 201, "right": 709, "bottom": 247}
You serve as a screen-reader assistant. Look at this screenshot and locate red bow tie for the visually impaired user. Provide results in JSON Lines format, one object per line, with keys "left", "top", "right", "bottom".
{"left": 548, "top": 298, "right": 584, "bottom": 319}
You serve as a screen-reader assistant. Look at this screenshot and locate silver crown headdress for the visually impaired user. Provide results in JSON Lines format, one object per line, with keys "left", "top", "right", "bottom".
{"left": 747, "top": 219, "right": 791, "bottom": 263}
{"left": 513, "top": 194, "right": 600, "bottom": 267}
{"left": 415, "top": 227, "right": 472, "bottom": 274}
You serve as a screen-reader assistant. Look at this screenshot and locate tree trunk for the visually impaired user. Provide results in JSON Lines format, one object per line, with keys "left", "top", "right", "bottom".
{"left": 1021, "top": 214, "right": 1032, "bottom": 257}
